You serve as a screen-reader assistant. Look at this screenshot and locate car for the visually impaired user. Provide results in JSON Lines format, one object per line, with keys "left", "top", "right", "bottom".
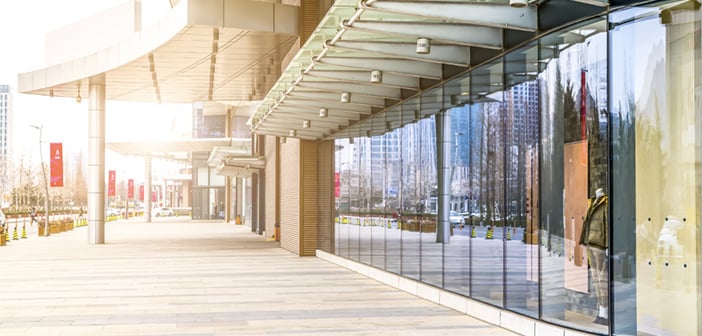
{"left": 152, "top": 207, "right": 174, "bottom": 217}
{"left": 106, "top": 208, "right": 120, "bottom": 217}
{"left": 449, "top": 210, "right": 465, "bottom": 227}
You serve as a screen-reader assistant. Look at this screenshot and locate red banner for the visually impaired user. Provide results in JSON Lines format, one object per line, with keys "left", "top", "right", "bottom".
{"left": 108, "top": 170, "right": 116, "bottom": 196}
{"left": 128, "top": 179, "right": 134, "bottom": 199}
{"left": 139, "top": 185, "right": 144, "bottom": 201}
{"left": 335, "top": 172, "right": 340, "bottom": 197}
{"left": 50, "top": 143, "right": 63, "bottom": 187}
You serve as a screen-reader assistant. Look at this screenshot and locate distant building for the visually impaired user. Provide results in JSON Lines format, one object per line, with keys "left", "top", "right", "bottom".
{"left": 0, "top": 85, "right": 11, "bottom": 161}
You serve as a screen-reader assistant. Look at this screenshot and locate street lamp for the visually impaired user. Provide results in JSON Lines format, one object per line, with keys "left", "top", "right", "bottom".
{"left": 30, "top": 125, "right": 50, "bottom": 237}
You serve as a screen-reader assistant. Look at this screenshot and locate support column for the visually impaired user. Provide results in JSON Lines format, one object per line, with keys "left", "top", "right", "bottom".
{"left": 436, "top": 109, "right": 451, "bottom": 243}
{"left": 251, "top": 173, "right": 258, "bottom": 233}
{"left": 88, "top": 74, "right": 106, "bottom": 244}
{"left": 236, "top": 177, "right": 244, "bottom": 222}
{"left": 145, "top": 155, "right": 152, "bottom": 222}
{"left": 224, "top": 176, "right": 232, "bottom": 222}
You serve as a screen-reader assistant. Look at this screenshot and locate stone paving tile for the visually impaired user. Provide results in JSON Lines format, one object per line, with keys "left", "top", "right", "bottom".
{"left": 0, "top": 219, "right": 517, "bottom": 336}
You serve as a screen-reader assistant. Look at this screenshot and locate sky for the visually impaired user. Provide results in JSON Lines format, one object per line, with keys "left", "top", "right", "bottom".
{"left": 0, "top": 0, "right": 191, "bottom": 179}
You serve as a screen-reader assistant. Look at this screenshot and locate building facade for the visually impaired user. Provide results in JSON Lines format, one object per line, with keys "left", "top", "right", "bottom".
{"left": 320, "top": 3, "right": 702, "bottom": 336}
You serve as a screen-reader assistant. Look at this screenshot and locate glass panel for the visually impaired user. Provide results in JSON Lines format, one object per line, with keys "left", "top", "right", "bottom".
{"left": 210, "top": 170, "right": 225, "bottom": 186}
{"left": 348, "top": 129, "right": 361, "bottom": 262}
{"left": 469, "top": 59, "right": 505, "bottom": 307}
{"left": 611, "top": 4, "right": 702, "bottom": 335}
{"left": 336, "top": 134, "right": 351, "bottom": 259}
{"left": 538, "top": 18, "right": 609, "bottom": 333}
{"left": 504, "top": 42, "right": 540, "bottom": 318}
{"left": 420, "top": 91, "right": 441, "bottom": 288}
{"left": 401, "top": 100, "right": 421, "bottom": 280}
{"left": 371, "top": 114, "right": 386, "bottom": 269}
{"left": 444, "top": 76, "right": 471, "bottom": 295}
{"left": 386, "top": 109, "right": 402, "bottom": 274}
{"left": 197, "top": 167, "right": 209, "bottom": 187}
{"left": 359, "top": 123, "right": 372, "bottom": 265}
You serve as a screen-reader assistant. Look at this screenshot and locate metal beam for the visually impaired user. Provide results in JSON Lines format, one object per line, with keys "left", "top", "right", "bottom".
{"left": 274, "top": 106, "right": 365, "bottom": 119}
{"left": 282, "top": 97, "right": 373, "bottom": 113}
{"left": 329, "top": 40, "right": 470, "bottom": 67}
{"left": 305, "top": 70, "right": 420, "bottom": 89}
{"left": 296, "top": 81, "right": 403, "bottom": 99}
{"left": 287, "top": 90, "right": 388, "bottom": 107}
{"left": 262, "top": 117, "right": 345, "bottom": 129}
{"left": 343, "top": 20, "right": 503, "bottom": 49}
{"left": 361, "top": 0, "right": 537, "bottom": 32}
{"left": 317, "top": 56, "right": 442, "bottom": 79}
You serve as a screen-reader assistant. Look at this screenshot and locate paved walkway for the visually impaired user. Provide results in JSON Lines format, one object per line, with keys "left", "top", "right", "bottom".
{"left": 0, "top": 218, "right": 517, "bottom": 336}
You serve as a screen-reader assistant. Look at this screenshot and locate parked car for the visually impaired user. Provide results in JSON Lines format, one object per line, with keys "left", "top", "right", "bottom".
{"left": 106, "top": 208, "right": 121, "bottom": 217}
{"left": 449, "top": 210, "right": 465, "bottom": 227}
{"left": 152, "top": 207, "right": 174, "bottom": 217}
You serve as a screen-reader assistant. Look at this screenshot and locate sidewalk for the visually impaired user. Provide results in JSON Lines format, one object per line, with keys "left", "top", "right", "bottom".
{"left": 0, "top": 219, "right": 517, "bottom": 336}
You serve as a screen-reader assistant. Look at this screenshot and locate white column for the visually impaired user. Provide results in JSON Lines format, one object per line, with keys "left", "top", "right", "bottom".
{"left": 88, "top": 74, "right": 106, "bottom": 244}
{"left": 145, "top": 155, "right": 152, "bottom": 222}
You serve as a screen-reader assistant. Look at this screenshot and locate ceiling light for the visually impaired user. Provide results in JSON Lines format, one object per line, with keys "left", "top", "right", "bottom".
{"left": 280, "top": 136, "right": 286, "bottom": 144}
{"left": 289, "top": 129, "right": 296, "bottom": 137}
{"left": 340, "top": 92, "right": 350, "bottom": 103}
{"left": 76, "top": 95, "right": 82, "bottom": 103}
{"left": 319, "top": 107, "right": 328, "bottom": 118}
{"left": 509, "top": 0, "right": 528, "bottom": 8}
{"left": 370, "top": 70, "right": 382, "bottom": 83}
{"left": 416, "top": 37, "right": 431, "bottom": 54}
{"left": 303, "top": 120, "right": 310, "bottom": 128}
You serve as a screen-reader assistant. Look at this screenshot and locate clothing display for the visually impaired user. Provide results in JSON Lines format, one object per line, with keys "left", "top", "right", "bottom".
{"left": 580, "top": 188, "right": 609, "bottom": 323}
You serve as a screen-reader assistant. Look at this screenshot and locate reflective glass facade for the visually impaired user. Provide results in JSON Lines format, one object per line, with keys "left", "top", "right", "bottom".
{"left": 333, "top": 2, "right": 702, "bottom": 335}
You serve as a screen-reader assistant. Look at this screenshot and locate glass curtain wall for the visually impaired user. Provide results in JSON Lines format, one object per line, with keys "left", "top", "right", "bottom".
{"left": 611, "top": 3, "right": 702, "bottom": 335}
{"left": 332, "top": 2, "right": 702, "bottom": 335}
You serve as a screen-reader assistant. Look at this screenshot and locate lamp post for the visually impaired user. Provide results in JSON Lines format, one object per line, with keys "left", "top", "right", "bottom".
{"left": 31, "top": 125, "right": 50, "bottom": 237}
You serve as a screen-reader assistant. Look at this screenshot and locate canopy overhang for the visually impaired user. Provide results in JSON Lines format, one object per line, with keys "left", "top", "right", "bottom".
{"left": 18, "top": 0, "right": 300, "bottom": 104}
{"left": 107, "top": 137, "right": 251, "bottom": 162}
{"left": 249, "top": 0, "right": 609, "bottom": 141}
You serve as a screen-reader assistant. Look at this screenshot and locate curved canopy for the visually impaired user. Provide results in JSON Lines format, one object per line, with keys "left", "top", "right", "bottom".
{"left": 249, "top": 0, "right": 608, "bottom": 141}
{"left": 18, "top": 0, "right": 300, "bottom": 104}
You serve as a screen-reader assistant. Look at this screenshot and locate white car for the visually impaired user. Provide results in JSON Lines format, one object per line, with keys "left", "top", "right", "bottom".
{"left": 152, "top": 207, "right": 174, "bottom": 217}
{"left": 449, "top": 211, "right": 465, "bottom": 227}
{"left": 106, "top": 208, "right": 121, "bottom": 217}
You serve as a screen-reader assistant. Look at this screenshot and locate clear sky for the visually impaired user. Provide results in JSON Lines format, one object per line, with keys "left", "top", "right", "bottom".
{"left": 0, "top": 0, "right": 191, "bottom": 179}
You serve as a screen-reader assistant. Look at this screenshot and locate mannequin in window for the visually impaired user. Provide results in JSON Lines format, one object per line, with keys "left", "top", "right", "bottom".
{"left": 580, "top": 187, "right": 608, "bottom": 325}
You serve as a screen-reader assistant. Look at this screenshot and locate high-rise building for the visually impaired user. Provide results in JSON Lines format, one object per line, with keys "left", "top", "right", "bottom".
{"left": 0, "top": 85, "right": 11, "bottom": 161}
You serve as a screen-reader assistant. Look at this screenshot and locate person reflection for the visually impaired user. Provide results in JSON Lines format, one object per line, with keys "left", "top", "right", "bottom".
{"left": 580, "top": 187, "right": 609, "bottom": 325}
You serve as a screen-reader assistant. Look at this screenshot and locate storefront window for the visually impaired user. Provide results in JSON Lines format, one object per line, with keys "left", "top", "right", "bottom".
{"left": 401, "top": 100, "right": 422, "bottom": 281}
{"left": 443, "top": 76, "right": 471, "bottom": 296}
{"left": 468, "top": 59, "right": 506, "bottom": 308}
{"left": 385, "top": 108, "right": 402, "bottom": 275}
{"left": 504, "top": 42, "right": 540, "bottom": 318}
{"left": 611, "top": 3, "right": 702, "bottom": 335}
{"left": 538, "top": 18, "right": 609, "bottom": 334}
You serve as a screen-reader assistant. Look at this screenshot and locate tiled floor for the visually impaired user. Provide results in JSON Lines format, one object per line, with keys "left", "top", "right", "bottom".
{"left": 0, "top": 218, "right": 517, "bottom": 335}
